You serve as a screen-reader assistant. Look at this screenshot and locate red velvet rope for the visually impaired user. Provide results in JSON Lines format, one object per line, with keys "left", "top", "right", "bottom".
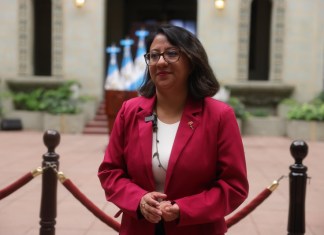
{"left": 62, "top": 177, "right": 275, "bottom": 231}
{"left": 61, "top": 178, "right": 121, "bottom": 232}
{"left": 226, "top": 188, "right": 272, "bottom": 228}
{"left": 0, "top": 167, "right": 277, "bottom": 231}
{"left": 0, "top": 172, "right": 34, "bottom": 200}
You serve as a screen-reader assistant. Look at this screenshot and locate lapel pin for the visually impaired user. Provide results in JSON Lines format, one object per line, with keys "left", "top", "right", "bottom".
{"left": 188, "top": 121, "right": 194, "bottom": 129}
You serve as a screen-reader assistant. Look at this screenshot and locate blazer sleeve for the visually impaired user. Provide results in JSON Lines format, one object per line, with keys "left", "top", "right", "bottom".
{"left": 97, "top": 102, "right": 147, "bottom": 219}
{"left": 175, "top": 106, "right": 249, "bottom": 226}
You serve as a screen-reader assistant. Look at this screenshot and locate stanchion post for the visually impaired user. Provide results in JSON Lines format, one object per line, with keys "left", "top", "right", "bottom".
{"left": 288, "top": 140, "right": 308, "bottom": 235}
{"left": 39, "top": 130, "right": 61, "bottom": 235}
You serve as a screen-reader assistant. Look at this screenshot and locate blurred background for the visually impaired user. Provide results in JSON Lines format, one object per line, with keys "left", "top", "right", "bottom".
{"left": 0, "top": 0, "right": 323, "bottom": 139}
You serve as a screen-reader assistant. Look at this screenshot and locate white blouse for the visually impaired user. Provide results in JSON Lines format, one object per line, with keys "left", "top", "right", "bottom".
{"left": 152, "top": 119, "right": 180, "bottom": 193}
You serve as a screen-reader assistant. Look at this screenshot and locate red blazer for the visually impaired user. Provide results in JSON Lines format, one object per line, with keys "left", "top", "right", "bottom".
{"left": 98, "top": 96, "right": 248, "bottom": 235}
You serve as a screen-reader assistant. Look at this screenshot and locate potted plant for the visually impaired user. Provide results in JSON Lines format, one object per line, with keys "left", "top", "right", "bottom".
{"left": 227, "top": 97, "right": 249, "bottom": 120}
{"left": 41, "top": 81, "right": 86, "bottom": 134}
{"left": 277, "top": 98, "right": 298, "bottom": 119}
{"left": 243, "top": 107, "right": 286, "bottom": 136}
{"left": 7, "top": 88, "right": 45, "bottom": 130}
{"left": 226, "top": 97, "right": 249, "bottom": 132}
{"left": 286, "top": 100, "right": 324, "bottom": 141}
{"left": 286, "top": 91, "right": 324, "bottom": 141}
{"left": 8, "top": 80, "right": 88, "bottom": 133}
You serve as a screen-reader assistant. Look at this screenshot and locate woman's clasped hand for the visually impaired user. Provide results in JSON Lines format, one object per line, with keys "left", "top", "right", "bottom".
{"left": 139, "top": 192, "right": 180, "bottom": 223}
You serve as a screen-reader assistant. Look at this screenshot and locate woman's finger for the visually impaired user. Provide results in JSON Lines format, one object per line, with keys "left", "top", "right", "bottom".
{"left": 140, "top": 197, "right": 162, "bottom": 223}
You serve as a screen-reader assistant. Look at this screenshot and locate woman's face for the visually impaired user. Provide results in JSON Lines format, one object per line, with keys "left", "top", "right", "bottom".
{"left": 148, "top": 34, "right": 191, "bottom": 93}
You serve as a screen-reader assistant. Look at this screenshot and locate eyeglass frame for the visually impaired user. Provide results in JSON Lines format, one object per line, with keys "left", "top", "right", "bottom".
{"left": 143, "top": 48, "right": 181, "bottom": 66}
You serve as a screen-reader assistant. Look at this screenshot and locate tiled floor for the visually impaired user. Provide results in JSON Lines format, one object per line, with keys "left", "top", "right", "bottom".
{"left": 0, "top": 131, "right": 323, "bottom": 235}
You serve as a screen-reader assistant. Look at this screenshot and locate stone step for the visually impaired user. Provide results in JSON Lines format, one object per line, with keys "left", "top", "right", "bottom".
{"left": 93, "top": 114, "right": 108, "bottom": 121}
{"left": 85, "top": 120, "right": 107, "bottom": 127}
{"left": 83, "top": 100, "right": 110, "bottom": 134}
{"left": 96, "top": 103, "right": 106, "bottom": 115}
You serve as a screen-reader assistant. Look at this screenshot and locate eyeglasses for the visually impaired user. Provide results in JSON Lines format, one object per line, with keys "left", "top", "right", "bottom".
{"left": 144, "top": 48, "right": 181, "bottom": 66}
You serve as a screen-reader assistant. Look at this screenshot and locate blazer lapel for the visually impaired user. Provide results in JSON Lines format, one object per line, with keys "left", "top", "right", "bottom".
{"left": 137, "top": 97, "right": 156, "bottom": 190}
{"left": 165, "top": 98, "right": 202, "bottom": 190}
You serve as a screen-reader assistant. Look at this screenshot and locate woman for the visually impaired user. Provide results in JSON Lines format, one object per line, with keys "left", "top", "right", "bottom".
{"left": 98, "top": 24, "right": 249, "bottom": 235}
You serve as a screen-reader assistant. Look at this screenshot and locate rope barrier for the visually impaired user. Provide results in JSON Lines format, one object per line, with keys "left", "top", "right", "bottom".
{"left": 225, "top": 176, "right": 286, "bottom": 228}
{"left": 0, "top": 160, "right": 282, "bottom": 232}
{"left": 0, "top": 167, "right": 42, "bottom": 200}
{"left": 57, "top": 171, "right": 121, "bottom": 232}
{"left": 57, "top": 166, "right": 283, "bottom": 232}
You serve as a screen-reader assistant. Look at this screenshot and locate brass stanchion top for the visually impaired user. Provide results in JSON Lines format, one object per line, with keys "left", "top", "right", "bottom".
{"left": 267, "top": 180, "right": 279, "bottom": 192}
{"left": 267, "top": 175, "right": 286, "bottom": 192}
{"left": 57, "top": 171, "right": 68, "bottom": 183}
{"left": 31, "top": 167, "right": 43, "bottom": 177}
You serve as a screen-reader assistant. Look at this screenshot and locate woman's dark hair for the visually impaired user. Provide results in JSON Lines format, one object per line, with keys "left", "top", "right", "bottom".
{"left": 139, "top": 24, "right": 219, "bottom": 100}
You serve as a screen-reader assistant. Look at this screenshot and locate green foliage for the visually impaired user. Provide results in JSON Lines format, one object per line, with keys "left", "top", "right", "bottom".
{"left": 287, "top": 91, "right": 324, "bottom": 121}
{"left": 227, "top": 97, "right": 249, "bottom": 120}
{"left": 310, "top": 91, "right": 324, "bottom": 106}
{"left": 41, "top": 81, "right": 81, "bottom": 114}
{"left": 288, "top": 103, "right": 324, "bottom": 121}
{"left": 12, "top": 88, "right": 46, "bottom": 111}
{"left": 249, "top": 108, "right": 270, "bottom": 117}
{"left": 315, "top": 91, "right": 324, "bottom": 101}
{"left": 11, "top": 81, "right": 83, "bottom": 114}
{"left": 279, "top": 98, "right": 298, "bottom": 106}
{"left": 0, "top": 97, "right": 2, "bottom": 118}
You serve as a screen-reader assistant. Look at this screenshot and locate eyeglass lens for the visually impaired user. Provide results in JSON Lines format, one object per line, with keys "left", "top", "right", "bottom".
{"left": 145, "top": 49, "right": 180, "bottom": 65}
